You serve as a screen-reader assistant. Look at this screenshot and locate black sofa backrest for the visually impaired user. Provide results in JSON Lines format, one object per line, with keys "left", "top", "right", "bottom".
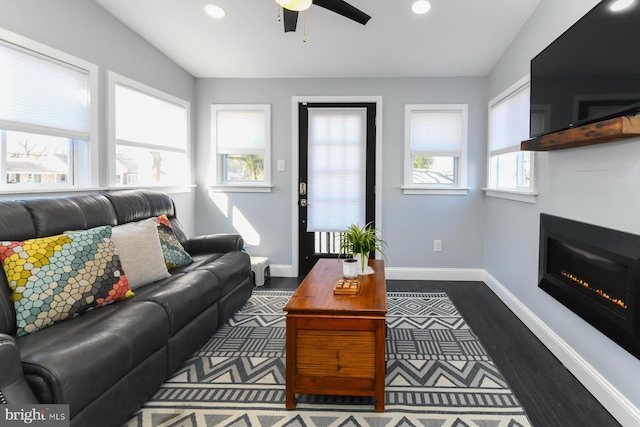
{"left": 106, "top": 190, "right": 173, "bottom": 224}
{"left": 0, "top": 190, "right": 190, "bottom": 335}
{"left": 19, "top": 195, "right": 117, "bottom": 239}
{"left": 104, "top": 190, "right": 190, "bottom": 247}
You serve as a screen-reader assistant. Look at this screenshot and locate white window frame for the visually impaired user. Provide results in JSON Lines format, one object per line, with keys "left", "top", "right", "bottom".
{"left": 402, "top": 104, "right": 469, "bottom": 195}
{"left": 210, "top": 104, "right": 272, "bottom": 193}
{"left": 0, "top": 27, "right": 99, "bottom": 193}
{"left": 485, "top": 75, "right": 537, "bottom": 203}
{"left": 107, "top": 71, "right": 191, "bottom": 190}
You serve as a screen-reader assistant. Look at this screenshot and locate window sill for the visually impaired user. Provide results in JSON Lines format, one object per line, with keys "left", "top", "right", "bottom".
{"left": 0, "top": 186, "right": 102, "bottom": 196}
{"left": 401, "top": 186, "right": 470, "bottom": 195}
{"left": 108, "top": 184, "right": 195, "bottom": 194}
{"left": 210, "top": 184, "right": 273, "bottom": 193}
{"left": 483, "top": 188, "right": 538, "bottom": 204}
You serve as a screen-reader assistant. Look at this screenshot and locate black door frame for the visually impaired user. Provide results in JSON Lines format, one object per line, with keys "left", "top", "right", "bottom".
{"left": 291, "top": 96, "right": 382, "bottom": 277}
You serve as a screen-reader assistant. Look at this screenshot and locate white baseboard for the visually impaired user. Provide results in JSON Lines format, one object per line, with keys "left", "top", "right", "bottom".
{"left": 482, "top": 270, "right": 640, "bottom": 427}
{"left": 269, "top": 264, "right": 295, "bottom": 278}
{"left": 385, "top": 267, "right": 484, "bottom": 281}
{"left": 270, "top": 265, "right": 484, "bottom": 281}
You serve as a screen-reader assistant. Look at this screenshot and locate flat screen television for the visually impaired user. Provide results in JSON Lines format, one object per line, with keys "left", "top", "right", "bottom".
{"left": 530, "top": 0, "right": 640, "bottom": 138}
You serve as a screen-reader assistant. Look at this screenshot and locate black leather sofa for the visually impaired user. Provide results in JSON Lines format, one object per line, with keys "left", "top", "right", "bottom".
{"left": 0, "top": 190, "right": 253, "bottom": 426}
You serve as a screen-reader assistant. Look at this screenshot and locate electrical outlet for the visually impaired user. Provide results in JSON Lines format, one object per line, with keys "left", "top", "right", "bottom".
{"left": 433, "top": 240, "right": 442, "bottom": 252}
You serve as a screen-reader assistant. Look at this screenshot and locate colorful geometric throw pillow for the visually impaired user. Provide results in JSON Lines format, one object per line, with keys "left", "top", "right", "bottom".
{"left": 0, "top": 225, "right": 133, "bottom": 336}
{"left": 156, "top": 215, "right": 193, "bottom": 269}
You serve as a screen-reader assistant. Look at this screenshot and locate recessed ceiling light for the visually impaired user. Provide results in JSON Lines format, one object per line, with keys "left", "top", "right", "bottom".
{"left": 412, "top": 0, "right": 432, "bottom": 15}
{"left": 204, "top": 4, "right": 226, "bottom": 19}
{"left": 610, "top": 0, "right": 634, "bottom": 12}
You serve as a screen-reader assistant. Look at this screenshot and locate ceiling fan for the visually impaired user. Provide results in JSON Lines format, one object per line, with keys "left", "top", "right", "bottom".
{"left": 276, "top": 0, "right": 371, "bottom": 33}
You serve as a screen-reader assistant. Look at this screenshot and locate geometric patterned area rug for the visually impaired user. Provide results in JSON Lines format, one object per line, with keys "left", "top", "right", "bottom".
{"left": 123, "top": 290, "right": 533, "bottom": 427}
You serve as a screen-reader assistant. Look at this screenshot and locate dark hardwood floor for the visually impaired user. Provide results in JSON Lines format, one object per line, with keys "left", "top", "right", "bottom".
{"left": 261, "top": 277, "right": 621, "bottom": 427}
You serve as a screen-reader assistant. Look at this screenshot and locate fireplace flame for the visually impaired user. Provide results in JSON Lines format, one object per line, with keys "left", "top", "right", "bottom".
{"left": 561, "top": 271, "right": 628, "bottom": 309}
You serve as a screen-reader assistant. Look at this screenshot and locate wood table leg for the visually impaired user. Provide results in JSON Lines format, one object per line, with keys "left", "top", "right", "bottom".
{"left": 374, "top": 319, "right": 386, "bottom": 412}
{"left": 285, "top": 316, "right": 297, "bottom": 409}
{"left": 285, "top": 387, "right": 296, "bottom": 409}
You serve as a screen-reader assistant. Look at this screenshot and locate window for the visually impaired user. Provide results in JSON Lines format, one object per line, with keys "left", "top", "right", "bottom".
{"left": 211, "top": 105, "right": 271, "bottom": 192}
{"left": 0, "top": 29, "right": 98, "bottom": 191}
{"left": 403, "top": 104, "right": 468, "bottom": 194}
{"left": 306, "top": 107, "right": 367, "bottom": 232}
{"left": 486, "top": 75, "right": 536, "bottom": 203}
{"left": 108, "top": 72, "right": 190, "bottom": 188}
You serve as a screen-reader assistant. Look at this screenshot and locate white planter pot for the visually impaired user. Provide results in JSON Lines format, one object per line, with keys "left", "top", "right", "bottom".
{"left": 342, "top": 259, "right": 358, "bottom": 278}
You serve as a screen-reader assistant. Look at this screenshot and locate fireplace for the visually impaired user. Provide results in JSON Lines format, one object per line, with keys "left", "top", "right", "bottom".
{"left": 539, "top": 214, "right": 640, "bottom": 359}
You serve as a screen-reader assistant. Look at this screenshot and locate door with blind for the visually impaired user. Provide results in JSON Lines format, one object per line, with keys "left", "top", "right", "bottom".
{"left": 298, "top": 103, "right": 376, "bottom": 277}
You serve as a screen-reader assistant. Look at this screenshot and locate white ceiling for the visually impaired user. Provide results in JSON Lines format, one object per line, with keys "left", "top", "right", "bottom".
{"left": 94, "top": 0, "right": 540, "bottom": 79}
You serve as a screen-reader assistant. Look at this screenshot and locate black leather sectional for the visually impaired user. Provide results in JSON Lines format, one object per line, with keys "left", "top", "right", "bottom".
{"left": 0, "top": 190, "right": 253, "bottom": 426}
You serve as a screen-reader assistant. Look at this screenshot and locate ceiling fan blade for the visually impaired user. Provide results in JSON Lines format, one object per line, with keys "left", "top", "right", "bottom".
{"left": 313, "top": 0, "right": 371, "bottom": 25}
{"left": 283, "top": 9, "right": 299, "bottom": 32}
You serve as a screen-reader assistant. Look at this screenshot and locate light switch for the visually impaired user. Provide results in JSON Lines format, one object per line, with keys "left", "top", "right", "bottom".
{"left": 277, "top": 160, "right": 286, "bottom": 171}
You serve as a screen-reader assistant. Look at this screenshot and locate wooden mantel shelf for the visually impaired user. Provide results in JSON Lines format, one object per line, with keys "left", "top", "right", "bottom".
{"left": 521, "top": 115, "right": 640, "bottom": 151}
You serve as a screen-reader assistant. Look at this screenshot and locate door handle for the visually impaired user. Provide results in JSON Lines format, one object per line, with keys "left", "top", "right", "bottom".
{"left": 299, "top": 199, "right": 308, "bottom": 207}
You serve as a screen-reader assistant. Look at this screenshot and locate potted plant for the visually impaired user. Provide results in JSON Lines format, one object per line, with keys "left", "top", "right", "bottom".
{"left": 339, "top": 222, "right": 387, "bottom": 273}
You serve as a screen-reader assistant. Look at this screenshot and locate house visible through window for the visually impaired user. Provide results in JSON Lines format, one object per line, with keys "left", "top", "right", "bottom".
{"left": 403, "top": 104, "right": 468, "bottom": 194}
{"left": 0, "top": 32, "right": 96, "bottom": 190}
{"left": 1, "top": 130, "right": 71, "bottom": 185}
{"left": 487, "top": 75, "right": 536, "bottom": 202}
{"left": 211, "top": 105, "right": 271, "bottom": 191}
{"left": 109, "top": 72, "right": 190, "bottom": 188}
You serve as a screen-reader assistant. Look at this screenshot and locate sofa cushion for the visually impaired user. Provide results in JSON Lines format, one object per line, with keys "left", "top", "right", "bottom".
{"left": 0, "top": 201, "right": 37, "bottom": 241}
{"left": 111, "top": 219, "right": 170, "bottom": 289}
{"left": 132, "top": 270, "right": 220, "bottom": 335}
{"left": 169, "top": 253, "right": 224, "bottom": 274}
{"left": 105, "top": 190, "right": 175, "bottom": 224}
{"left": 19, "top": 198, "right": 87, "bottom": 238}
{"left": 192, "top": 251, "right": 251, "bottom": 297}
{"left": 156, "top": 215, "right": 193, "bottom": 269}
{"left": 0, "top": 226, "right": 133, "bottom": 336}
{"left": 17, "top": 300, "right": 168, "bottom": 417}
{"left": 67, "top": 194, "right": 118, "bottom": 229}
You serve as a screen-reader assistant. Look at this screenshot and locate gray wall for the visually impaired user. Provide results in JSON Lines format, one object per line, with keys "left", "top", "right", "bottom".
{"left": 486, "top": 0, "right": 640, "bottom": 416}
{"left": 194, "top": 77, "right": 487, "bottom": 271}
{"left": 0, "top": 0, "right": 197, "bottom": 234}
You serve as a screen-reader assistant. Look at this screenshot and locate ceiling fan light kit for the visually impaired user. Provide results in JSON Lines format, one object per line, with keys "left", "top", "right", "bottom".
{"left": 275, "top": 0, "right": 313, "bottom": 12}
{"left": 276, "top": 0, "right": 371, "bottom": 41}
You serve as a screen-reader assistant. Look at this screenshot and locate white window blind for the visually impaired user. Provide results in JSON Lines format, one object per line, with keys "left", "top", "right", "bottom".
{"left": 307, "top": 108, "right": 366, "bottom": 232}
{"left": 489, "top": 84, "right": 530, "bottom": 156}
{"left": 0, "top": 41, "right": 90, "bottom": 140}
{"left": 115, "top": 84, "right": 187, "bottom": 150}
{"left": 410, "top": 110, "right": 463, "bottom": 156}
{"left": 215, "top": 110, "right": 266, "bottom": 155}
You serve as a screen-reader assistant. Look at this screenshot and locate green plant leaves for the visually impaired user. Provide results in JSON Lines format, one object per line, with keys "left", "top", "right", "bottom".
{"left": 339, "top": 222, "right": 387, "bottom": 259}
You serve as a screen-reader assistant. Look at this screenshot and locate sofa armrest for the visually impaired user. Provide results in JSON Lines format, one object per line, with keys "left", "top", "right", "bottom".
{"left": 0, "top": 334, "right": 38, "bottom": 403}
{"left": 186, "top": 233, "right": 244, "bottom": 255}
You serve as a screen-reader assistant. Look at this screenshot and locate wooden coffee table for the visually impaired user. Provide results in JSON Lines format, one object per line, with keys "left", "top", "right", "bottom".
{"left": 284, "top": 258, "right": 387, "bottom": 412}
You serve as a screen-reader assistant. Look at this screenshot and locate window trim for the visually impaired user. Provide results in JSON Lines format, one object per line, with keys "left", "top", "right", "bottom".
{"left": 0, "top": 27, "right": 99, "bottom": 192}
{"left": 402, "top": 104, "right": 469, "bottom": 195}
{"left": 484, "top": 75, "right": 537, "bottom": 203}
{"left": 107, "top": 71, "right": 192, "bottom": 190}
{"left": 210, "top": 104, "right": 272, "bottom": 193}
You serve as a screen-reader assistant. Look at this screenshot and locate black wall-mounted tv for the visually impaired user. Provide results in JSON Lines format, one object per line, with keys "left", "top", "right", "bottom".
{"left": 530, "top": 0, "right": 640, "bottom": 138}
